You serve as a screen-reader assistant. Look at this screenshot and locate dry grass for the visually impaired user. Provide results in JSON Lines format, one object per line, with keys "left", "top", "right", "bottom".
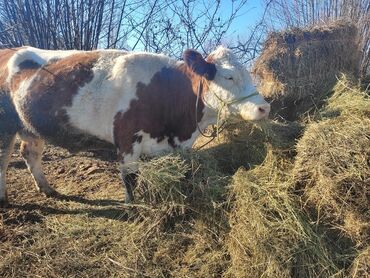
{"left": 349, "top": 246, "right": 370, "bottom": 278}
{"left": 226, "top": 152, "right": 342, "bottom": 278}
{"left": 293, "top": 76, "right": 370, "bottom": 246}
{"left": 194, "top": 119, "right": 303, "bottom": 173}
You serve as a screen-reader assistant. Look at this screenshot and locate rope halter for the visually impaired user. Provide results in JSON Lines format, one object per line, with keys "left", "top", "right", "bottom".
{"left": 195, "top": 78, "right": 260, "bottom": 141}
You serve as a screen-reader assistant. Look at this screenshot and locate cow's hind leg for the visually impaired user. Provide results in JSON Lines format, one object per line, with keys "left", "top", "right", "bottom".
{"left": 19, "top": 135, "right": 57, "bottom": 196}
{"left": 0, "top": 134, "right": 16, "bottom": 206}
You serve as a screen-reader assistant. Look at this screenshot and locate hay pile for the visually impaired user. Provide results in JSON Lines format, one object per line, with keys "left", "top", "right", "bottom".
{"left": 224, "top": 76, "right": 368, "bottom": 277}
{"left": 253, "top": 21, "right": 360, "bottom": 120}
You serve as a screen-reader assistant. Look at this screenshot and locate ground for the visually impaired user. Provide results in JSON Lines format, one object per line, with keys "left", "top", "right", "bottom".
{"left": 0, "top": 141, "right": 228, "bottom": 277}
{"left": 2, "top": 139, "right": 128, "bottom": 215}
{"left": 0, "top": 142, "right": 133, "bottom": 274}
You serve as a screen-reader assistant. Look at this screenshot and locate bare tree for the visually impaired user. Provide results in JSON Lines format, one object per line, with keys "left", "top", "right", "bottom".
{"left": 134, "top": 0, "right": 250, "bottom": 59}
{"left": 103, "top": 0, "right": 255, "bottom": 60}
{"left": 0, "top": 0, "right": 107, "bottom": 50}
{"left": 0, "top": 0, "right": 265, "bottom": 65}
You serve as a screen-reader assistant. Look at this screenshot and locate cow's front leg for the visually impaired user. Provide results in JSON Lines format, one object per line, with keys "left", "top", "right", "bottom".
{"left": 121, "top": 171, "right": 137, "bottom": 203}
{"left": 19, "top": 135, "right": 57, "bottom": 197}
{"left": 119, "top": 148, "right": 140, "bottom": 203}
{"left": 0, "top": 134, "right": 16, "bottom": 207}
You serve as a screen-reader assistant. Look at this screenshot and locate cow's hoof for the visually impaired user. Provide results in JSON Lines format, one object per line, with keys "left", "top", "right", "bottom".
{"left": 40, "top": 187, "right": 60, "bottom": 198}
{"left": 125, "top": 194, "right": 134, "bottom": 204}
{"left": 125, "top": 202, "right": 138, "bottom": 220}
{"left": 44, "top": 190, "right": 60, "bottom": 198}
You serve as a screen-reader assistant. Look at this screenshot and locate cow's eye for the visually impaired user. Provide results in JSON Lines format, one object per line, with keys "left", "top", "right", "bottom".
{"left": 226, "top": 77, "right": 233, "bottom": 80}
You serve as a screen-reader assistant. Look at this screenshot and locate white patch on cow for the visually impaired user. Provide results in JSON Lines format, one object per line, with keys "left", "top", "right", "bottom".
{"left": 12, "top": 77, "right": 41, "bottom": 136}
{"left": 136, "top": 131, "right": 173, "bottom": 155}
{"left": 65, "top": 51, "right": 177, "bottom": 143}
{"left": 6, "top": 47, "right": 81, "bottom": 83}
{"left": 110, "top": 52, "right": 176, "bottom": 115}
{"left": 120, "top": 130, "right": 177, "bottom": 172}
{"left": 119, "top": 138, "right": 144, "bottom": 173}
{"left": 204, "top": 46, "right": 270, "bottom": 121}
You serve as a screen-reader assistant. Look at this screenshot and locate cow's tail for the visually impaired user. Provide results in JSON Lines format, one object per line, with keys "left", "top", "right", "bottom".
{"left": 0, "top": 92, "right": 22, "bottom": 135}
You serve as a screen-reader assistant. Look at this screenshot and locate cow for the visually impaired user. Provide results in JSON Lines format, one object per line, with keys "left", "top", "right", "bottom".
{"left": 0, "top": 46, "right": 270, "bottom": 206}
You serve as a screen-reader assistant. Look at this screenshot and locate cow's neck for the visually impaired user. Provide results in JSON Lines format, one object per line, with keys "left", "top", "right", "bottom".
{"left": 185, "top": 76, "right": 219, "bottom": 146}
{"left": 167, "top": 63, "right": 217, "bottom": 148}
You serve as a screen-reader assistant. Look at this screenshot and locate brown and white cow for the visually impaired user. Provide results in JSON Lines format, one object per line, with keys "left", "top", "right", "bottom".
{"left": 0, "top": 46, "right": 270, "bottom": 205}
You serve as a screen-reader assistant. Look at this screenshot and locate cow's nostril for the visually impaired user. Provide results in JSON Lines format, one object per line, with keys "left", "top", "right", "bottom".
{"left": 258, "top": 107, "right": 266, "bottom": 114}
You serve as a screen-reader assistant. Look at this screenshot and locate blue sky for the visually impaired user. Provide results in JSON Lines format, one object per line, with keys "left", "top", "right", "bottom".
{"left": 221, "top": 0, "right": 265, "bottom": 37}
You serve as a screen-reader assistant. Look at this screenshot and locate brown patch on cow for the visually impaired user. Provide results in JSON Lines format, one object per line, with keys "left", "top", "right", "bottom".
{"left": 0, "top": 48, "right": 21, "bottom": 91}
{"left": 10, "top": 64, "right": 41, "bottom": 93}
{"left": 113, "top": 63, "right": 213, "bottom": 157}
{"left": 9, "top": 59, "right": 43, "bottom": 92}
{"left": 18, "top": 52, "right": 100, "bottom": 141}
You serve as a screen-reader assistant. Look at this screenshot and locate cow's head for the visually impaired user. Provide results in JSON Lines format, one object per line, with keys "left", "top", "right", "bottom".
{"left": 184, "top": 46, "right": 270, "bottom": 121}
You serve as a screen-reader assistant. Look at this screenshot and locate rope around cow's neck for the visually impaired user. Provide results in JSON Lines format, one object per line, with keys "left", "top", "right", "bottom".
{"left": 195, "top": 79, "right": 259, "bottom": 148}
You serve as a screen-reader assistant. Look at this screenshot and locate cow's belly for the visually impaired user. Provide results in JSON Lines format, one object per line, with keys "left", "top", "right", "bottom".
{"left": 138, "top": 130, "right": 199, "bottom": 156}
{"left": 13, "top": 89, "right": 116, "bottom": 153}
{"left": 139, "top": 132, "right": 174, "bottom": 156}
{"left": 39, "top": 130, "right": 115, "bottom": 153}
{"left": 17, "top": 119, "right": 115, "bottom": 154}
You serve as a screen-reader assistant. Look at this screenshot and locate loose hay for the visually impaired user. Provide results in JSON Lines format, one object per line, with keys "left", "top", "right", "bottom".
{"left": 134, "top": 151, "right": 229, "bottom": 220}
{"left": 253, "top": 21, "right": 360, "bottom": 120}
{"left": 121, "top": 151, "right": 231, "bottom": 277}
{"left": 349, "top": 246, "right": 370, "bottom": 278}
{"left": 194, "top": 119, "right": 303, "bottom": 173}
{"left": 293, "top": 76, "right": 370, "bottom": 247}
{"left": 226, "top": 151, "right": 342, "bottom": 278}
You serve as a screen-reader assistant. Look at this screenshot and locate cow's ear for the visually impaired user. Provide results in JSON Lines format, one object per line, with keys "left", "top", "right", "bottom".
{"left": 183, "top": 49, "right": 216, "bottom": 80}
